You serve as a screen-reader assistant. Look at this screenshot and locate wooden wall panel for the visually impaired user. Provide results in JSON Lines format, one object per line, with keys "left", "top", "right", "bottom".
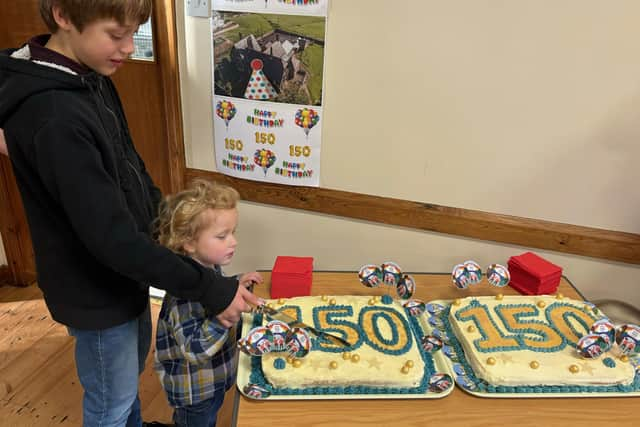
{"left": 186, "top": 169, "right": 640, "bottom": 265}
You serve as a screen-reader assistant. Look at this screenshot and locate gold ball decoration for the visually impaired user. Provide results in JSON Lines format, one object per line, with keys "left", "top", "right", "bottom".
{"left": 467, "top": 325, "right": 476, "bottom": 333}
{"left": 329, "top": 361, "right": 338, "bottom": 369}
{"left": 556, "top": 293, "right": 564, "bottom": 300}
{"left": 351, "top": 354, "right": 360, "bottom": 363}
{"left": 292, "top": 359, "right": 302, "bottom": 368}
{"left": 486, "top": 357, "right": 496, "bottom": 366}
{"left": 530, "top": 361, "right": 540, "bottom": 369}
{"left": 342, "top": 352, "right": 351, "bottom": 360}
{"left": 368, "top": 299, "right": 376, "bottom": 305}
{"left": 277, "top": 298, "right": 285, "bottom": 305}
{"left": 404, "top": 360, "right": 414, "bottom": 368}
{"left": 569, "top": 364, "right": 580, "bottom": 374}
{"left": 321, "top": 295, "right": 328, "bottom": 301}
{"left": 620, "top": 355, "right": 630, "bottom": 363}
{"left": 537, "top": 301, "right": 546, "bottom": 309}
{"left": 329, "top": 298, "right": 337, "bottom": 305}
{"left": 286, "top": 356, "right": 294, "bottom": 364}
{"left": 401, "top": 366, "right": 410, "bottom": 374}
{"left": 266, "top": 303, "right": 274, "bottom": 309}
{"left": 453, "top": 299, "right": 461, "bottom": 306}
{"left": 495, "top": 294, "right": 504, "bottom": 301}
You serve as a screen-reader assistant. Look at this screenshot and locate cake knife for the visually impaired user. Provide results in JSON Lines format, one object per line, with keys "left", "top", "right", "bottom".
{"left": 254, "top": 303, "right": 353, "bottom": 347}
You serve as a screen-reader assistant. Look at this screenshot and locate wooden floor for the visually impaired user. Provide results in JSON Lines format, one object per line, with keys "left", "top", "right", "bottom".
{"left": 0, "top": 283, "right": 237, "bottom": 426}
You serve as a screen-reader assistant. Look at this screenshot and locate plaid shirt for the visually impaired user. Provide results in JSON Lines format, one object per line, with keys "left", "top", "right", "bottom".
{"left": 154, "top": 268, "right": 239, "bottom": 408}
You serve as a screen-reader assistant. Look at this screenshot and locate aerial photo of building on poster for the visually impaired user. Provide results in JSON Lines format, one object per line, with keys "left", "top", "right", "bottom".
{"left": 211, "top": 0, "right": 328, "bottom": 186}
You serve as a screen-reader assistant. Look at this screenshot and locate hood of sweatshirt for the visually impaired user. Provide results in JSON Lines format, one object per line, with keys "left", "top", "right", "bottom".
{"left": 0, "top": 45, "right": 102, "bottom": 127}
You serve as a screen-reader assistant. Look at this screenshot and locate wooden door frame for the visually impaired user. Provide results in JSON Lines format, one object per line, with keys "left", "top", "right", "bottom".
{"left": 0, "top": 0, "right": 187, "bottom": 285}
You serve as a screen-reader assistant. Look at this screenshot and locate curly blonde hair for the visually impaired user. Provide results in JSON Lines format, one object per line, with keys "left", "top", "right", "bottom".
{"left": 155, "top": 179, "right": 240, "bottom": 254}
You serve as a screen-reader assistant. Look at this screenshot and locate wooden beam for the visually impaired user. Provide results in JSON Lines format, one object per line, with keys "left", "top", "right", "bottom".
{"left": 185, "top": 169, "right": 640, "bottom": 265}
{"left": 156, "top": 0, "right": 187, "bottom": 194}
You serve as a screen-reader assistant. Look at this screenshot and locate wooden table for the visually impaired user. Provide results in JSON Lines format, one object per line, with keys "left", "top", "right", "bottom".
{"left": 232, "top": 272, "right": 636, "bottom": 427}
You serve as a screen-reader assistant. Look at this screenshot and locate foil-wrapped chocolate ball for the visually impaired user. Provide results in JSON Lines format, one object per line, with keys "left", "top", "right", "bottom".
{"left": 396, "top": 274, "right": 416, "bottom": 299}
{"left": 486, "top": 264, "right": 510, "bottom": 287}
{"left": 590, "top": 318, "right": 615, "bottom": 345}
{"left": 381, "top": 261, "right": 402, "bottom": 286}
{"left": 615, "top": 324, "right": 640, "bottom": 355}
{"left": 577, "top": 333, "right": 609, "bottom": 359}
{"left": 358, "top": 264, "right": 383, "bottom": 288}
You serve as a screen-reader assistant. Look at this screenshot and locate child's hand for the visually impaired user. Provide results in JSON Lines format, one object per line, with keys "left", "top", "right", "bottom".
{"left": 238, "top": 271, "right": 263, "bottom": 288}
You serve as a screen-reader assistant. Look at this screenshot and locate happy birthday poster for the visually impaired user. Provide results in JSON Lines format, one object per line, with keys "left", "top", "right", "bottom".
{"left": 211, "top": 0, "right": 328, "bottom": 186}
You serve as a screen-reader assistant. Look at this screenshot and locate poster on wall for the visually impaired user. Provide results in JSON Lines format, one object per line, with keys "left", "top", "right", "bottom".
{"left": 211, "top": 0, "right": 328, "bottom": 186}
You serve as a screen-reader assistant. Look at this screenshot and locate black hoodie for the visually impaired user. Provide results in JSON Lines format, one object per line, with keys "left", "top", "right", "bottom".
{"left": 0, "top": 42, "right": 238, "bottom": 329}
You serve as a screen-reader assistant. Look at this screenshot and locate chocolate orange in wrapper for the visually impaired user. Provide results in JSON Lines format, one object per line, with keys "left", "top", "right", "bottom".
{"left": 245, "top": 326, "right": 274, "bottom": 356}
{"left": 451, "top": 263, "right": 470, "bottom": 289}
{"left": 285, "top": 327, "right": 311, "bottom": 358}
{"left": 420, "top": 335, "right": 443, "bottom": 353}
{"left": 463, "top": 260, "right": 482, "bottom": 285}
{"left": 396, "top": 274, "right": 416, "bottom": 299}
{"left": 577, "top": 333, "right": 609, "bottom": 359}
{"left": 403, "top": 299, "right": 425, "bottom": 316}
{"left": 266, "top": 320, "right": 291, "bottom": 351}
{"left": 358, "top": 264, "right": 383, "bottom": 288}
{"left": 428, "top": 373, "right": 453, "bottom": 393}
{"left": 590, "top": 318, "right": 616, "bottom": 345}
{"left": 243, "top": 383, "right": 271, "bottom": 399}
{"left": 237, "top": 337, "right": 256, "bottom": 356}
{"left": 616, "top": 324, "right": 640, "bottom": 355}
{"left": 381, "top": 261, "right": 402, "bottom": 286}
{"left": 486, "top": 263, "right": 510, "bottom": 287}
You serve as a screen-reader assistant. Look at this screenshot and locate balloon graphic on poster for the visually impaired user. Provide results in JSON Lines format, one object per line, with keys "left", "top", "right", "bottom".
{"left": 294, "top": 108, "right": 320, "bottom": 138}
{"left": 215, "top": 100, "right": 237, "bottom": 130}
{"left": 254, "top": 149, "right": 276, "bottom": 176}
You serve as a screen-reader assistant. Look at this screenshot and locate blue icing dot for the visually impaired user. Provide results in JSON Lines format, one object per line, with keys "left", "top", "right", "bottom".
{"left": 381, "top": 295, "right": 393, "bottom": 304}
{"left": 603, "top": 357, "right": 616, "bottom": 368}
{"left": 273, "top": 358, "right": 286, "bottom": 370}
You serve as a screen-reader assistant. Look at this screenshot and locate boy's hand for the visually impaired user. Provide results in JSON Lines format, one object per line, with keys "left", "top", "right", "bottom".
{"left": 216, "top": 285, "right": 263, "bottom": 328}
{"left": 238, "top": 271, "right": 263, "bottom": 288}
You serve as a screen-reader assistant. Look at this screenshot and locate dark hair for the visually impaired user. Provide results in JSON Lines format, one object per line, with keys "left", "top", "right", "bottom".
{"left": 40, "top": 0, "right": 152, "bottom": 32}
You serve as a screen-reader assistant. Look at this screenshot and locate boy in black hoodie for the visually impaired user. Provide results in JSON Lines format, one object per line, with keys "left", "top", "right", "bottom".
{"left": 0, "top": 1, "right": 262, "bottom": 425}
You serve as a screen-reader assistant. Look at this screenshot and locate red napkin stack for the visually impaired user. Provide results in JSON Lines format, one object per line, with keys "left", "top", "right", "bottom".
{"left": 507, "top": 252, "right": 562, "bottom": 295}
{"left": 270, "top": 256, "right": 313, "bottom": 299}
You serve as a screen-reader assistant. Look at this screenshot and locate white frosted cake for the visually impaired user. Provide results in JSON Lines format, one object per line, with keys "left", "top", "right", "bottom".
{"left": 248, "top": 295, "right": 435, "bottom": 395}
{"left": 447, "top": 295, "right": 636, "bottom": 388}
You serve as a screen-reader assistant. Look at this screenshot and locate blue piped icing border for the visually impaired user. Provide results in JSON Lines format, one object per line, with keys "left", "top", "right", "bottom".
{"left": 442, "top": 305, "right": 640, "bottom": 394}
{"left": 248, "top": 304, "right": 435, "bottom": 395}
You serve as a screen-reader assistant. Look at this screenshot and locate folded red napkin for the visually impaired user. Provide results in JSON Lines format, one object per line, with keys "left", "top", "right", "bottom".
{"left": 271, "top": 256, "right": 313, "bottom": 298}
{"left": 508, "top": 252, "right": 562, "bottom": 280}
{"left": 508, "top": 252, "right": 562, "bottom": 295}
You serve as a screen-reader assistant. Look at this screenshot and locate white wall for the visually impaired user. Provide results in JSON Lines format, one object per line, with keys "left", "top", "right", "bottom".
{"left": 176, "top": 1, "right": 640, "bottom": 307}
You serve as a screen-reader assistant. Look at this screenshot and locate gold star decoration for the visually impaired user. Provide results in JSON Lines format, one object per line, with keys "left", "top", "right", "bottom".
{"left": 578, "top": 362, "right": 596, "bottom": 376}
{"left": 498, "top": 354, "right": 514, "bottom": 364}
{"left": 367, "top": 357, "right": 382, "bottom": 370}
{"left": 307, "top": 358, "right": 325, "bottom": 372}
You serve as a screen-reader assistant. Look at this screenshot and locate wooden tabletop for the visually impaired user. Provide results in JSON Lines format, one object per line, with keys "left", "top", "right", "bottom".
{"left": 233, "top": 272, "right": 636, "bottom": 427}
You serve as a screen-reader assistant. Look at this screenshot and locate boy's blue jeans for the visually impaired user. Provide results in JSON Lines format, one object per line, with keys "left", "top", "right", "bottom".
{"left": 68, "top": 303, "right": 151, "bottom": 427}
{"left": 172, "top": 393, "right": 225, "bottom": 427}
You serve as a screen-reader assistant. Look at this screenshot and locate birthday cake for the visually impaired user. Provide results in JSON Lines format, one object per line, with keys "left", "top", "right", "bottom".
{"left": 444, "top": 295, "right": 639, "bottom": 392}
{"left": 244, "top": 295, "right": 443, "bottom": 396}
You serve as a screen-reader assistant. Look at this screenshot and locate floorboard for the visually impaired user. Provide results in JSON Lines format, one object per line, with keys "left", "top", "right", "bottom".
{"left": 0, "top": 284, "right": 236, "bottom": 426}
